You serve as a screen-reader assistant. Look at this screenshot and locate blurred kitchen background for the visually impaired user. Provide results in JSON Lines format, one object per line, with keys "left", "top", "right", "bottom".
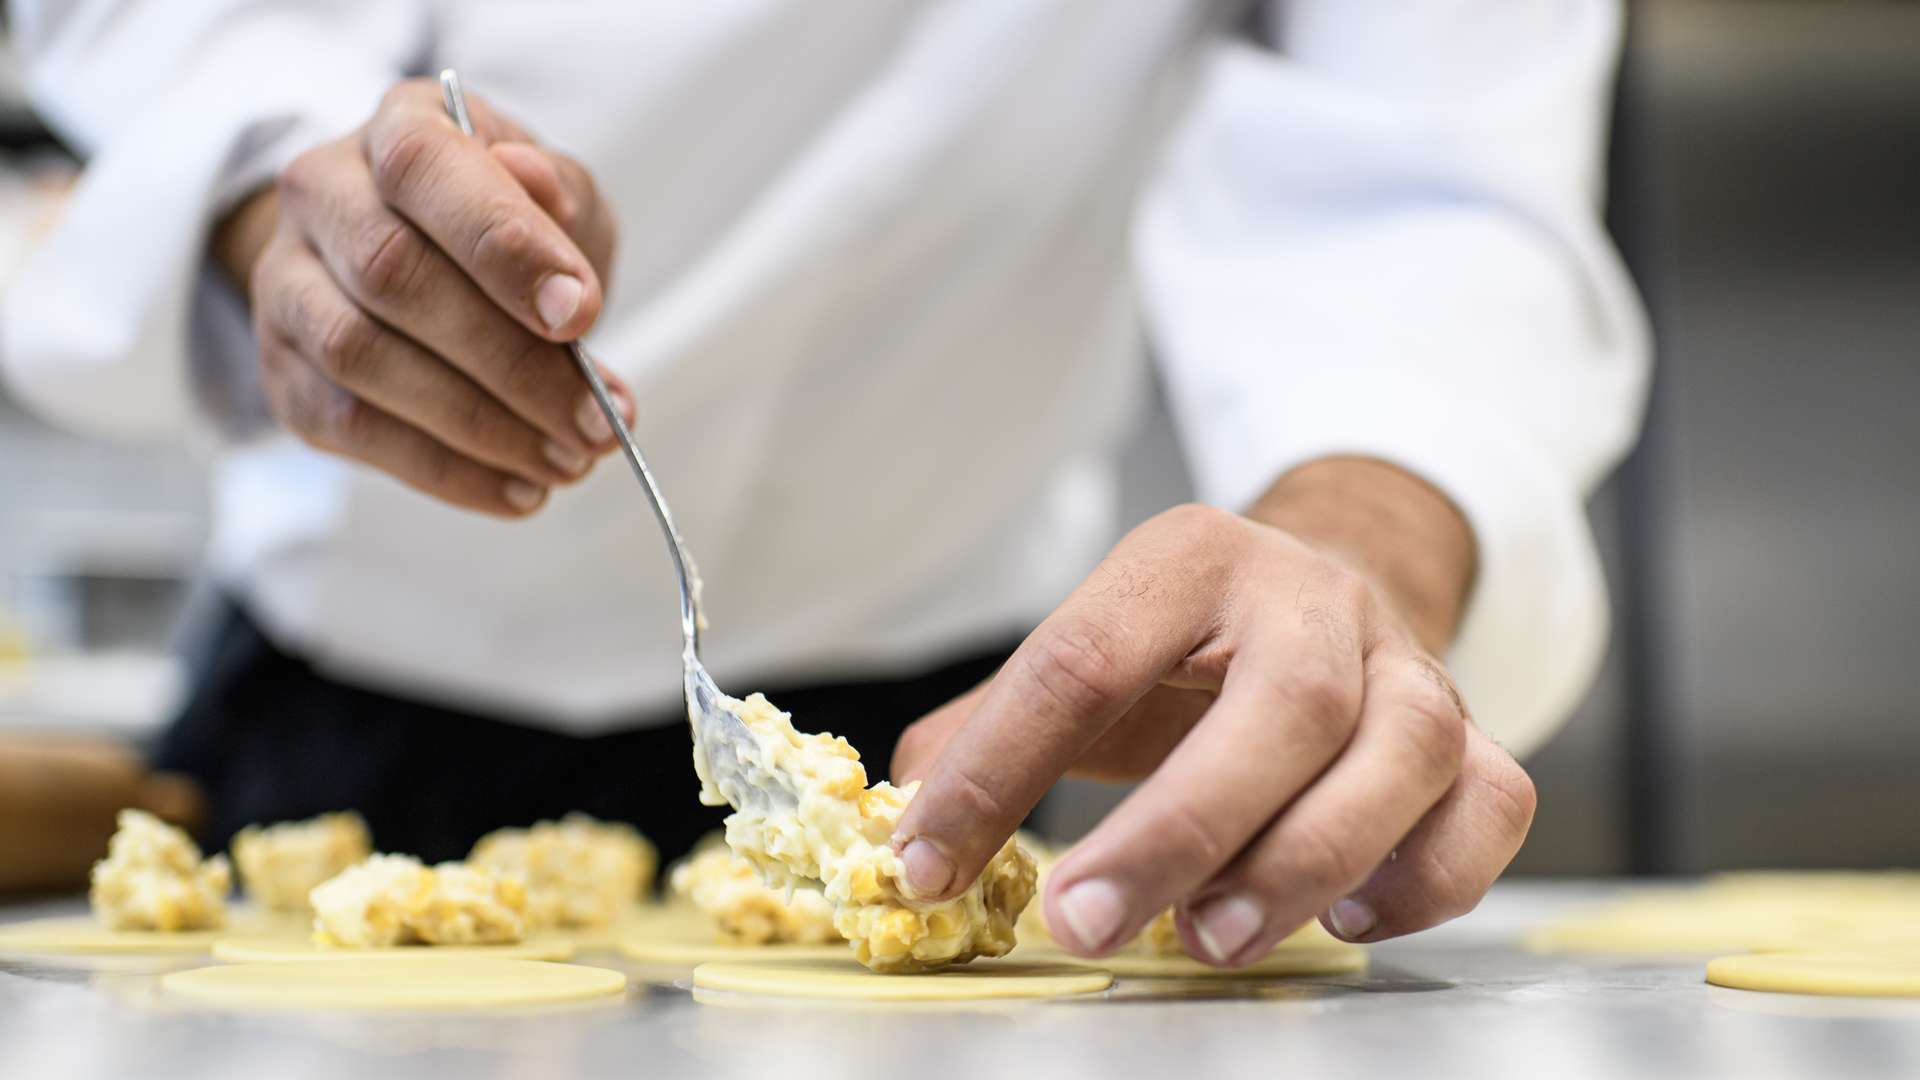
{"left": 1, "top": 1, "right": 1915, "bottom": 877}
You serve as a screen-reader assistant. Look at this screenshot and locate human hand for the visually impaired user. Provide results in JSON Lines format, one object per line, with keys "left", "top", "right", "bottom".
{"left": 889, "top": 458, "right": 1536, "bottom": 966}
{"left": 214, "top": 78, "right": 631, "bottom": 516}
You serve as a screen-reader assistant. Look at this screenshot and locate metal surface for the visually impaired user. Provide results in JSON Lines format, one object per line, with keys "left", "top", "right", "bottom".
{"left": 438, "top": 69, "right": 791, "bottom": 818}
{"left": 2, "top": 882, "right": 1914, "bottom": 1079}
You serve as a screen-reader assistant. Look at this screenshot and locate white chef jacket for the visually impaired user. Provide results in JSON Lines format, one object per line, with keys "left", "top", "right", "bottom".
{"left": 0, "top": 1, "right": 1648, "bottom": 758}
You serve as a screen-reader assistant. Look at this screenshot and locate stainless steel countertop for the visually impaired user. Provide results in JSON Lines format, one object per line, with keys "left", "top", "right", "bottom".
{"left": 2, "top": 882, "right": 1914, "bottom": 1080}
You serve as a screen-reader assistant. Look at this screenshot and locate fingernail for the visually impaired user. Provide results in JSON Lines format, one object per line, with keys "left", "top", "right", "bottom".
{"left": 900, "top": 838, "right": 954, "bottom": 899}
{"left": 1329, "top": 897, "right": 1378, "bottom": 942}
{"left": 575, "top": 393, "right": 613, "bottom": 445}
{"left": 504, "top": 479, "right": 547, "bottom": 512}
{"left": 1056, "top": 879, "right": 1128, "bottom": 952}
{"left": 1191, "top": 893, "right": 1265, "bottom": 964}
{"left": 535, "top": 273, "right": 584, "bottom": 333}
{"left": 542, "top": 440, "right": 588, "bottom": 477}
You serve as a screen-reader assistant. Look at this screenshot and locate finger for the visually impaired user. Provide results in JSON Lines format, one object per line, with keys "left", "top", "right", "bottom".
{"left": 362, "top": 86, "right": 602, "bottom": 340}
{"left": 491, "top": 142, "right": 616, "bottom": 284}
{"left": 279, "top": 141, "right": 610, "bottom": 453}
{"left": 889, "top": 504, "right": 1242, "bottom": 902}
{"left": 1040, "top": 615, "right": 1366, "bottom": 956}
{"left": 263, "top": 245, "right": 589, "bottom": 485}
{"left": 1167, "top": 646, "right": 1467, "bottom": 967}
{"left": 1321, "top": 721, "right": 1535, "bottom": 943}
{"left": 258, "top": 335, "right": 548, "bottom": 518}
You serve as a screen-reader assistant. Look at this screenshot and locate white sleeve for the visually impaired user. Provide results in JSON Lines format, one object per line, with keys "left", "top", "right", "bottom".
{"left": 0, "top": 0, "right": 428, "bottom": 441}
{"left": 1137, "top": 0, "right": 1651, "bottom": 758}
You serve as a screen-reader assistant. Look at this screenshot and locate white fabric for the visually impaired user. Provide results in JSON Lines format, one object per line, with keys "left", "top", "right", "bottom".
{"left": 0, "top": 0, "right": 1647, "bottom": 757}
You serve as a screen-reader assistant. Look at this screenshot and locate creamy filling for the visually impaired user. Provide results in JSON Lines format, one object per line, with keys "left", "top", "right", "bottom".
{"left": 309, "top": 854, "right": 526, "bottom": 947}
{"left": 670, "top": 844, "right": 840, "bottom": 945}
{"left": 89, "top": 809, "right": 230, "bottom": 932}
{"left": 469, "top": 813, "right": 656, "bottom": 929}
{"left": 231, "top": 811, "right": 371, "bottom": 912}
{"left": 693, "top": 691, "right": 1035, "bottom": 972}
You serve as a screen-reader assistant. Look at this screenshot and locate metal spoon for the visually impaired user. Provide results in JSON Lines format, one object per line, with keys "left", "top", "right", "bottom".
{"left": 439, "top": 68, "right": 796, "bottom": 817}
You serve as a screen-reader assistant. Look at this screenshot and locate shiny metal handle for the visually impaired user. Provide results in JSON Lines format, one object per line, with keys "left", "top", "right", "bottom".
{"left": 440, "top": 68, "right": 703, "bottom": 654}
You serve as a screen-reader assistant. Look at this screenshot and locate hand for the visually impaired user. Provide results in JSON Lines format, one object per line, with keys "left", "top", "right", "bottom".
{"left": 213, "top": 79, "right": 632, "bottom": 517}
{"left": 889, "top": 457, "right": 1537, "bottom": 966}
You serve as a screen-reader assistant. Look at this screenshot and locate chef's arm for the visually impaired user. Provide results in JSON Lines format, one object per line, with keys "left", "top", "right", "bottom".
{"left": 888, "top": 0, "right": 1650, "bottom": 967}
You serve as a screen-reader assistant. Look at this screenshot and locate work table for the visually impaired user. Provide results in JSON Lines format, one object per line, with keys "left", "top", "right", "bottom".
{"left": 2, "top": 881, "right": 1913, "bottom": 1080}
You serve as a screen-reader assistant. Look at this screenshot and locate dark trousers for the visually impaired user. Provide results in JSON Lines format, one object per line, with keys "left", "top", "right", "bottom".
{"left": 156, "top": 600, "right": 1010, "bottom": 870}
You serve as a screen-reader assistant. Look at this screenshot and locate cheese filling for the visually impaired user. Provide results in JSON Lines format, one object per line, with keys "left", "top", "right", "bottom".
{"left": 231, "top": 811, "right": 372, "bottom": 912}
{"left": 693, "top": 691, "right": 1035, "bottom": 972}
{"left": 469, "top": 814, "right": 657, "bottom": 929}
{"left": 670, "top": 844, "right": 841, "bottom": 945}
{"left": 88, "top": 809, "right": 231, "bottom": 931}
{"left": 309, "top": 854, "right": 526, "bottom": 947}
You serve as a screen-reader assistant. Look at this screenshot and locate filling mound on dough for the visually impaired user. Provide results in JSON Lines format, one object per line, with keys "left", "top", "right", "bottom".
{"left": 670, "top": 843, "right": 842, "bottom": 945}
{"left": 309, "top": 854, "right": 526, "bottom": 947}
{"left": 231, "top": 811, "right": 372, "bottom": 912}
{"left": 692, "top": 691, "right": 1036, "bottom": 973}
{"left": 468, "top": 813, "right": 657, "bottom": 930}
{"left": 89, "top": 809, "right": 232, "bottom": 931}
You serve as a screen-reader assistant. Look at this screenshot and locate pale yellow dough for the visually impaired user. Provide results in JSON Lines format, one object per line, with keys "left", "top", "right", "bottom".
{"left": 694, "top": 691, "right": 1035, "bottom": 972}
{"left": 1530, "top": 872, "right": 1920, "bottom": 955}
{"left": 89, "top": 809, "right": 231, "bottom": 931}
{"left": 0, "top": 918, "right": 223, "bottom": 955}
{"left": 160, "top": 957, "right": 626, "bottom": 1010}
{"left": 212, "top": 935, "right": 574, "bottom": 963}
{"left": 621, "top": 939, "right": 853, "bottom": 965}
{"left": 692, "top": 958, "right": 1111, "bottom": 1001}
{"left": 1706, "top": 951, "right": 1920, "bottom": 998}
{"left": 232, "top": 811, "right": 371, "bottom": 912}
{"left": 468, "top": 814, "right": 657, "bottom": 930}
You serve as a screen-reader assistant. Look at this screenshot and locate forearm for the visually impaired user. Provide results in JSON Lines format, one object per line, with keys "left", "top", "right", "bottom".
{"left": 1246, "top": 456, "right": 1477, "bottom": 656}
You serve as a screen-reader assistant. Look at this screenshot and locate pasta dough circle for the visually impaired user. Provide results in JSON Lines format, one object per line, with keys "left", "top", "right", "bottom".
{"left": 212, "top": 936, "right": 574, "bottom": 963}
{"left": 620, "top": 938, "right": 851, "bottom": 965}
{"left": 692, "top": 958, "right": 1110, "bottom": 1001}
{"left": 1706, "top": 951, "right": 1920, "bottom": 998}
{"left": 161, "top": 957, "right": 626, "bottom": 1010}
{"left": 0, "top": 918, "right": 223, "bottom": 955}
{"left": 1071, "top": 945, "right": 1367, "bottom": 979}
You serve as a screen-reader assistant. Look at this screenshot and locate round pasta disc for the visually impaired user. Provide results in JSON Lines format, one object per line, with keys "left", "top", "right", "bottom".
{"left": 692, "top": 958, "right": 1111, "bottom": 1001}
{"left": 0, "top": 918, "right": 225, "bottom": 955}
{"left": 620, "top": 938, "right": 851, "bottom": 965}
{"left": 212, "top": 935, "right": 575, "bottom": 963}
{"left": 1706, "top": 951, "right": 1920, "bottom": 998}
{"left": 161, "top": 957, "right": 627, "bottom": 1010}
{"left": 1074, "top": 945, "right": 1367, "bottom": 979}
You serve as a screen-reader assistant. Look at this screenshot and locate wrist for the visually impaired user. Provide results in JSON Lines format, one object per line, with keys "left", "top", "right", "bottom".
{"left": 1246, "top": 456, "right": 1477, "bottom": 654}
{"left": 212, "top": 185, "right": 281, "bottom": 297}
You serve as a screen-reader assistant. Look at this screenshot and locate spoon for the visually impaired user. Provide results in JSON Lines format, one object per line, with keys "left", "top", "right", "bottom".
{"left": 439, "top": 68, "right": 797, "bottom": 817}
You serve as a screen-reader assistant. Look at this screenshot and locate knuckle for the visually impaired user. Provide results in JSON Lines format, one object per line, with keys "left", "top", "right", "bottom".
{"left": 941, "top": 761, "right": 1014, "bottom": 832}
{"left": 1281, "top": 818, "right": 1367, "bottom": 898}
{"left": 348, "top": 219, "right": 430, "bottom": 302}
{"left": 1400, "top": 691, "right": 1467, "bottom": 783}
{"left": 1021, "top": 617, "right": 1129, "bottom": 715}
{"left": 449, "top": 390, "right": 499, "bottom": 449}
{"left": 416, "top": 440, "right": 463, "bottom": 494}
{"left": 275, "top": 149, "right": 326, "bottom": 205}
{"left": 369, "top": 121, "right": 444, "bottom": 203}
{"left": 497, "top": 334, "right": 556, "bottom": 399}
{"left": 1481, "top": 756, "right": 1539, "bottom": 840}
{"left": 468, "top": 202, "right": 542, "bottom": 272}
{"left": 1158, "top": 798, "right": 1231, "bottom": 872}
{"left": 313, "top": 308, "right": 379, "bottom": 385}
{"left": 1276, "top": 663, "right": 1357, "bottom": 745}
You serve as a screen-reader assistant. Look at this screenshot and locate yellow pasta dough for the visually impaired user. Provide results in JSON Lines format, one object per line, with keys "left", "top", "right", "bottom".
{"left": 160, "top": 957, "right": 626, "bottom": 1009}
{"left": 211, "top": 935, "right": 574, "bottom": 963}
{"left": 1706, "top": 951, "right": 1920, "bottom": 998}
{"left": 692, "top": 957, "right": 1111, "bottom": 1001}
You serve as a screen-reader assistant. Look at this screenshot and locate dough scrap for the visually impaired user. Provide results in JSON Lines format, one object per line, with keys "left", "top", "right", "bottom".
{"left": 692, "top": 958, "right": 1111, "bottom": 1001}
{"left": 669, "top": 843, "right": 840, "bottom": 945}
{"left": 1707, "top": 951, "right": 1920, "bottom": 998}
{"left": 212, "top": 935, "right": 573, "bottom": 963}
{"left": 694, "top": 692, "right": 1035, "bottom": 972}
{"left": 89, "top": 809, "right": 231, "bottom": 932}
{"left": 468, "top": 814, "right": 657, "bottom": 930}
{"left": 309, "top": 854, "right": 526, "bottom": 947}
{"left": 161, "top": 957, "right": 626, "bottom": 1010}
{"left": 232, "top": 812, "right": 371, "bottom": 912}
